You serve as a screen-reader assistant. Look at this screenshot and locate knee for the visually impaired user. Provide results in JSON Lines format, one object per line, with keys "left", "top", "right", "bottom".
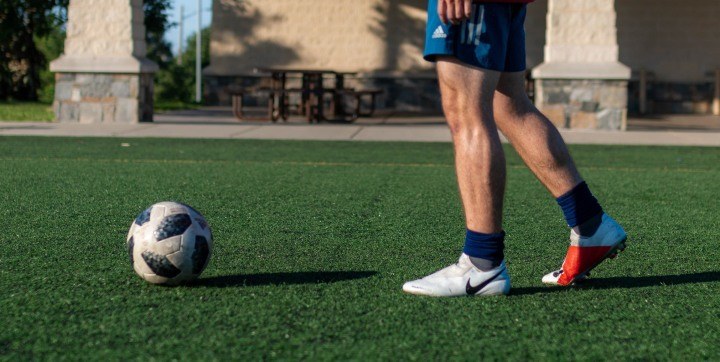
{"left": 442, "top": 95, "right": 489, "bottom": 139}
{"left": 443, "top": 104, "right": 465, "bottom": 136}
{"left": 494, "top": 96, "right": 534, "bottom": 123}
{"left": 444, "top": 106, "right": 483, "bottom": 139}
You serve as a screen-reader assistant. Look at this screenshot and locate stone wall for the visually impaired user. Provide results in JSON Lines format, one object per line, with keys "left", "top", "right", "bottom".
{"left": 205, "top": 74, "right": 442, "bottom": 113}
{"left": 53, "top": 73, "right": 154, "bottom": 123}
{"left": 531, "top": 0, "right": 630, "bottom": 130}
{"left": 537, "top": 79, "right": 628, "bottom": 130}
{"left": 627, "top": 78, "right": 716, "bottom": 115}
{"left": 50, "top": 0, "right": 156, "bottom": 123}
{"left": 355, "top": 76, "right": 442, "bottom": 112}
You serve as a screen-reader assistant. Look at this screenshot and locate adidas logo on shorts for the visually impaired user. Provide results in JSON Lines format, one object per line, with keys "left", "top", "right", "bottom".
{"left": 432, "top": 26, "right": 447, "bottom": 39}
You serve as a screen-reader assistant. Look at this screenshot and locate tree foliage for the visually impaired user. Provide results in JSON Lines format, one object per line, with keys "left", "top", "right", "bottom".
{"left": 155, "top": 27, "right": 210, "bottom": 103}
{"left": 0, "top": 0, "right": 68, "bottom": 101}
{"left": 144, "top": 0, "right": 175, "bottom": 69}
{"left": 0, "top": 0, "right": 175, "bottom": 102}
{"left": 35, "top": 24, "right": 66, "bottom": 103}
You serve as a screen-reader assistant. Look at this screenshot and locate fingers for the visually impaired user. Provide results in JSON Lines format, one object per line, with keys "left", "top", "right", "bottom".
{"left": 438, "top": 0, "right": 473, "bottom": 25}
{"left": 438, "top": 0, "right": 448, "bottom": 24}
{"left": 454, "top": 1, "right": 465, "bottom": 23}
{"left": 447, "top": 0, "right": 458, "bottom": 24}
{"left": 464, "top": 0, "right": 473, "bottom": 19}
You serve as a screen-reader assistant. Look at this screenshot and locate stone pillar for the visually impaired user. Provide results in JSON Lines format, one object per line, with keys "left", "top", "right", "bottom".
{"left": 532, "top": 0, "right": 630, "bottom": 130}
{"left": 50, "top": 0, "right": 158, "bottom": 123}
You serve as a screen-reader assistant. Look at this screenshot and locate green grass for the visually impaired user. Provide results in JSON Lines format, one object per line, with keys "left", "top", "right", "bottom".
{"left": 0, "top": 101, "right": 54, "bottom": 122}
{"left": 1, "top": 136, "right": 719, "bottom": 360}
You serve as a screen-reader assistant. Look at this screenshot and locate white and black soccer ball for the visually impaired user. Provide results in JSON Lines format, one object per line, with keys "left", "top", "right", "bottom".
{"left": 126, "top": 201, "right": 213, "bottom": 285}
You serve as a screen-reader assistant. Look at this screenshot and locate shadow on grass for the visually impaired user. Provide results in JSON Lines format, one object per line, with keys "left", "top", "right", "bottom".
{"left": 511, "top": 271, "right": 720, "bottom": 296}
{"left": 192, "top": 271, "right": 377, "bottom": 288}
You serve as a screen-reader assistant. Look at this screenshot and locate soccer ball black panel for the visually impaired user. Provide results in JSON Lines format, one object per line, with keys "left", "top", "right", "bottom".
{"left": 134, "top": 207, "right": 152, "bottom": 226}
{"left": 141, "top": 250, "right": 182, "bottom": 278}
{"left": 127, "top": 236, "right": 135, "bottom": 264}
{"left": 153, "top": 213, "right": 192, "bottom": 241}
{"left": 126, "top": 201, "right": 213, "bottom": 285}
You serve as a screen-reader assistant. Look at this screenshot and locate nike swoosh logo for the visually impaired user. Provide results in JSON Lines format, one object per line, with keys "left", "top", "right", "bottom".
{"left": 465, "top": 267, "right": 505, "bottom": 295}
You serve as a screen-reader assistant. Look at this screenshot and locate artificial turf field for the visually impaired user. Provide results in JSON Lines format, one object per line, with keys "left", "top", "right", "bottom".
{"left": 1, "top": 136, "right": 719, "bottom": 360}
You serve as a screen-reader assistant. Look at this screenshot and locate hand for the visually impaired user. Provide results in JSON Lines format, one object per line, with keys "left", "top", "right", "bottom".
{"left": 438, "top": 0, "right": 473, "bottom": 25}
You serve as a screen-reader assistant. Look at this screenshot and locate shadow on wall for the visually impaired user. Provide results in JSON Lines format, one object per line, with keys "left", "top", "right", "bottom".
{"left": 369, "top": 0, "right": 427, "bottom": 73}
{"left": 210, "top": 0, "right": 299, "bottom": 71}
{"left": 365, "top": 0, "right": 444, "bottom": 112}
{"left": 205, "top": 0, "right": 300, "bottom": 104}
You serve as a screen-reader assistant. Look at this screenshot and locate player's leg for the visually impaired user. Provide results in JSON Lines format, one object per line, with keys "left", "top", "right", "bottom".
{"left": 402, "top": 1, "right": 515, "bottom": 297}
{"left": 493, "top": 71, "right": 581, "bottom": 198}
{"left": 439, "top": 58, "right": 505, "bottom": 235}
{"left": 402, "top": 57, "right": 510, "bottom": 297}
{"left": 493, "top": 71, "right": 627, "bottom": 286}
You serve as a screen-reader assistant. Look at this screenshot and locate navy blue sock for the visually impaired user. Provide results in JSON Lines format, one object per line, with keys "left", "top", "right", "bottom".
{"left": 556, "top": 181, "right": 603, "bottom": 228}
{"left": 463, "top": 230, "right": 505, "bottom": 271}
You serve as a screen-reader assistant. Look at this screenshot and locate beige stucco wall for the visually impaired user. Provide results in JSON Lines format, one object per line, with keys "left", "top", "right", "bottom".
{"left": 207, "top": 0, "right": 549, "bottom": 76}
{"left": 207, "top": 0, "right": 720, "bottom": 82}
{"left": 616, "top": 0, "right": 720, "bottom": 82}
{"left": 206, "top": 0, "right": 430, "bottom": 75}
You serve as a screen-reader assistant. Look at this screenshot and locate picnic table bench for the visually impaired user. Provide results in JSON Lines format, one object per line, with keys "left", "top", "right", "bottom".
{"left": 229, "top": 68, "right": 383, "bottom": 123}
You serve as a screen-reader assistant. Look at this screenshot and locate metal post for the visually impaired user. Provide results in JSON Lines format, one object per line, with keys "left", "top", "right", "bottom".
{"left": 713, "top": 69, "right": 720, "bottom": 116}
{"left": 639, "top": 69, "right": 647, "bottom": 115}
{"left": 177, "top": 5, "right": 184, "bottom": 65}
{"left": 195, "top": 0, "right": 202, "bottom": 103}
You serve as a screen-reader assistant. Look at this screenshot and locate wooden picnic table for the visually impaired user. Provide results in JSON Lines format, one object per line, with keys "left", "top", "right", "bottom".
{"left": 230, "top": 67, "right": 383, "bottom": 123}
{"left": 254, "top": 67, "right": 357, "bottom": 122}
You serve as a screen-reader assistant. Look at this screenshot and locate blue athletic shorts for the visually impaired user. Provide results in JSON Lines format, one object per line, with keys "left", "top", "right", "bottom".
{"left": 424, "top": 1, "right": 527, "bottom": 72}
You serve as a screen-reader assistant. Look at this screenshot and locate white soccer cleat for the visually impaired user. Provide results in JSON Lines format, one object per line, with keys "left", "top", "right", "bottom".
{"left": 542, "top": 213, "right": 627, "bottom": 286}
{"left": 402, "top": 254, "right": 511, "bottom": 297}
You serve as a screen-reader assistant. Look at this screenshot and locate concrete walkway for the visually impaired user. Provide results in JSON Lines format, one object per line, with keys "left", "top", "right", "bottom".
{"left": 1, "top": 108, "right": 718, "bottom": 146}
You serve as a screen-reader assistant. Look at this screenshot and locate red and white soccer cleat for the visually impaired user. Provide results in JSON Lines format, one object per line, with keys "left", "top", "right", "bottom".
{"left": 542, "top": 213, "right": 627, "bottom": 286}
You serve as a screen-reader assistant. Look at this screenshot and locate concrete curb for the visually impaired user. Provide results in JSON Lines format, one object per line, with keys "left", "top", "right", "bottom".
{"left": 1, "top": 121, "right": 718, "bottom": 146}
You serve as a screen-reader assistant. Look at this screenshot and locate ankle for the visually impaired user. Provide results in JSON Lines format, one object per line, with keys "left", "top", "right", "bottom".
{"left": 463, "top": 229, "right": 505, "bottom": 271}
{"left": 572, "top": 213, "right": 603, "bottom": 237}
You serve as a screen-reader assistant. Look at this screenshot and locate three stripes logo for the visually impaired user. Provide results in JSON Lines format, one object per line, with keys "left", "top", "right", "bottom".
{"left": 432, "top": 26, "right": 447, "bottom": 39}
{"left": 430, "top": 4, "right": 485, "bottom": 44}
{"left": 461, "top": 4, "right": 484, "bottom": 45}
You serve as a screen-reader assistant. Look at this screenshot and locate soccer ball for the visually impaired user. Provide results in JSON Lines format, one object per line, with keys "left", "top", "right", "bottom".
{"left": 126, "top": 201, "right": 213, "bottom": 285}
